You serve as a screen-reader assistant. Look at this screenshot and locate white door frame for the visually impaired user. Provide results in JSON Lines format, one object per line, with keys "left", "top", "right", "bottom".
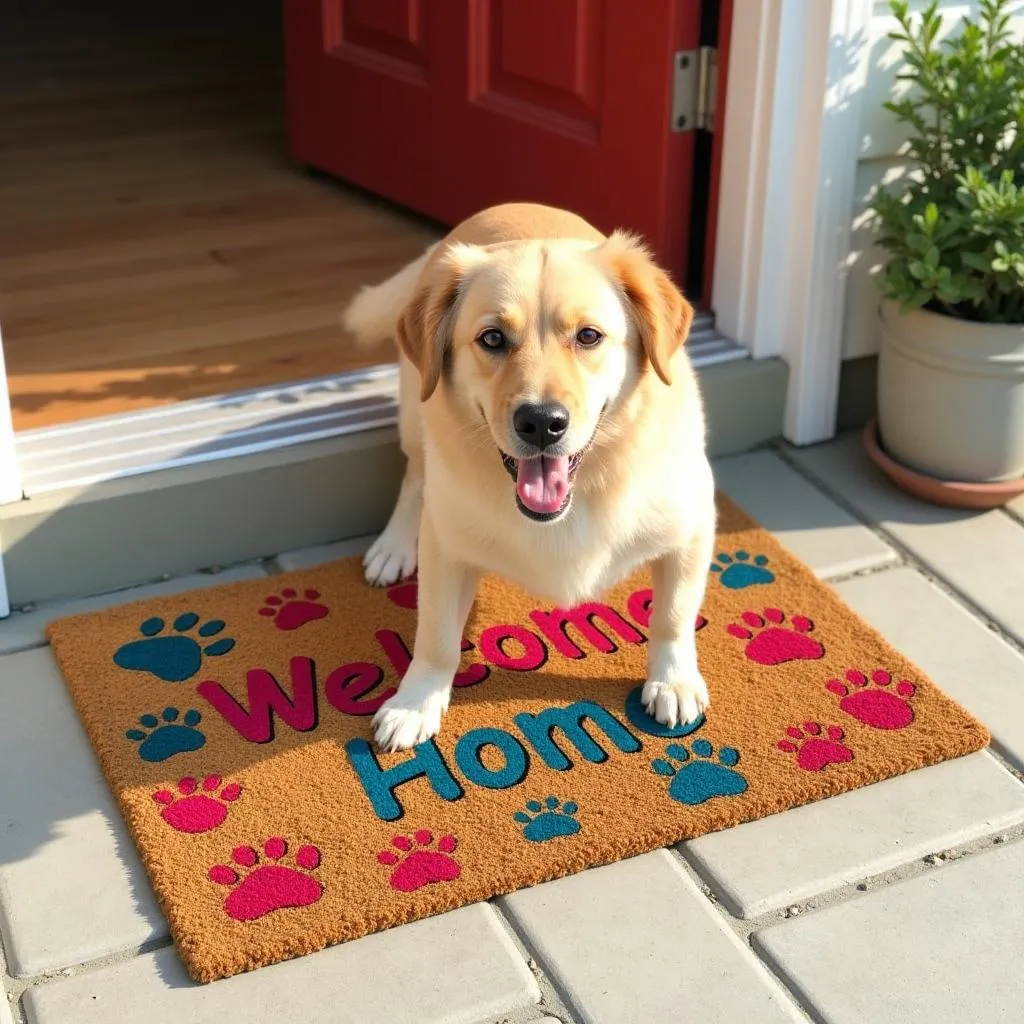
{"left": 711, "top": 0, "right": 873, "bottom": 445}
{"left": 0, "top": 325, "right": 21, "bottom": 617}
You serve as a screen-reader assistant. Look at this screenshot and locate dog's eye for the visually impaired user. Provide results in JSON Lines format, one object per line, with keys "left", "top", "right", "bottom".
{"left": 478, "top": 328, "right": 507, "bottom": 352}
{"left": 576, "top": 327, "right": 603, "bottom": 348}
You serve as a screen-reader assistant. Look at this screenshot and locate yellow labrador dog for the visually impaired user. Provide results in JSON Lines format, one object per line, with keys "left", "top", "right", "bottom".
{"left": 343, "top": 203, "right": 715, "bottom": 752}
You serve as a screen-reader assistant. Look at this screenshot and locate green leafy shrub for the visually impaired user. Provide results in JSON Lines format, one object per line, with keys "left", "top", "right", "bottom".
{"left": 872, "top": 0, "right": 1024, "bottom": 323}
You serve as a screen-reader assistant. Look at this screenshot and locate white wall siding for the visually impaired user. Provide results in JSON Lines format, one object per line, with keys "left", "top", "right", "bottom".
{"left": 842, "top": 0, "right": 1024, "bottom": 359}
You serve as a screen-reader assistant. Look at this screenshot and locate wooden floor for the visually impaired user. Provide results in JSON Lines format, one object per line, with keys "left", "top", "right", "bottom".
{"left": 0, "top": 0, "right": 442, "bottom": 432}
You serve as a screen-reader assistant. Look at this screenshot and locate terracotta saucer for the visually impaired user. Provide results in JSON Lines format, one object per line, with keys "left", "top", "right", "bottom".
{"left": 862, "top": 419, "right": 1024, "bottom": 510}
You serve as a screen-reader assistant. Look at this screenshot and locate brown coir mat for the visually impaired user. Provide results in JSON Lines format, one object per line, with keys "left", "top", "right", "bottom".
{"left": 47, "top": 497, "right": 988, "bottom": 982}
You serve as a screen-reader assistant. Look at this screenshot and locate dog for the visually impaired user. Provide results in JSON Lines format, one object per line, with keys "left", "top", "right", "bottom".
{"left": 342, "top": 202, "right": 716, "bottom": 752}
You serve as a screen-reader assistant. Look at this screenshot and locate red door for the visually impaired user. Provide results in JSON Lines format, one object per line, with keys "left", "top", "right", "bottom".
{"left": 285, "top": 0, "right": 706, "bottom": 285}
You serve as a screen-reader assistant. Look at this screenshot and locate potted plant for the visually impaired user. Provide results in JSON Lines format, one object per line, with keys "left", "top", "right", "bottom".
{"left": 867, "top": 0, "right": 1024, "bottom": 507}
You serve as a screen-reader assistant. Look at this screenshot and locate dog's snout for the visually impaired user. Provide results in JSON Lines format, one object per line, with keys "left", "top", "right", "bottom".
{"left": 513, "top": 401, "right": 570, "bottom": 450}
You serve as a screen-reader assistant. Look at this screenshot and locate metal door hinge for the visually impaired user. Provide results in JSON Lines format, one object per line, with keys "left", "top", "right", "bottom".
{"left": 671, "top": 45, "right": 718, "bottom": 133}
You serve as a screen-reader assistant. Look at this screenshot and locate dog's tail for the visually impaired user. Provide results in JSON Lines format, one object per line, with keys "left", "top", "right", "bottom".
{"left": 342, "top": 242, "right": 439, "bottom": 347}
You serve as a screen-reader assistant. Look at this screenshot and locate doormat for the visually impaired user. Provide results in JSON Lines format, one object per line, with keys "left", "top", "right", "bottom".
{"left": 47, "top": 497, "right": 988, "bottom": 982}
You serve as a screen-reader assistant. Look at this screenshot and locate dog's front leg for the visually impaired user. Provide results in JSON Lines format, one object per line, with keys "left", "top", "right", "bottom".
{"left": 372, "top": 517, "right": 480, "bottom": 752}
{"left": 642, "top": 537, "right": 713, "bottom": 728}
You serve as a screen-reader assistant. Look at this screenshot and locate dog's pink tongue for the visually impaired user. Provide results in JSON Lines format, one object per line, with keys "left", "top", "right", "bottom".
{"left": 517, "top": 456, "right": 569, "bottom": 514}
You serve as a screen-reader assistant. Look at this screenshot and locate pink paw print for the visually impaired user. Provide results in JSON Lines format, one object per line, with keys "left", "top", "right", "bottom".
{"left": 152, "top": 775, "right": 241, "bottom": 834}
{"left": 777, "top": 722, "right": 853, "bottom": 772}
{"left": 209, "top": 837, "right": 323, "bottom": 921}
{"left": 726, "top": 608, "right": 824, "bottom": 665}
{"left": 386, "top": 578, "right": 418, "bottom": 610}
{"left": 827, "top": 668, "right": 916, "bottom": 730}
{"left": 377, "top": 830, "right": 460, "bottom": 893}
{"left": 259, "top": 588, "right": 328, "bottom": 631}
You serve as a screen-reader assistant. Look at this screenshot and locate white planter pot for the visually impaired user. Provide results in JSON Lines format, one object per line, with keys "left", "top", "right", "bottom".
{"left": 877, "top": 301, "right": 1024, "bottom": 483}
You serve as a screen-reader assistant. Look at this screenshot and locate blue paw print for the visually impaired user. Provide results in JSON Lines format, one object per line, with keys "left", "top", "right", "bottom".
{"left": 709, "top": 551, "right": 775, "bottom": 590}
{"left": 113, "top": 613, "right": 235, "bottom": 682}
{"left": 126, "top": 707, "right": 206, "bottom": 763}
{"left": 513, "top": 797, "right": 581, "bottom": 842}
{"left": 651, "top": 740, "right": 747, "bottom": 805}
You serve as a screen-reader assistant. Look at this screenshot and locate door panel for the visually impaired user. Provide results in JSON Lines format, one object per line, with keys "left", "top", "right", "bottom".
{"left": 285, "top": 0, "right": 703, "bottom": 283}
{"left": 480, "top": 0, "right": 603, "bottom": 132}
{"left": 336, "top": 0, "right": 430, "bottom": 71}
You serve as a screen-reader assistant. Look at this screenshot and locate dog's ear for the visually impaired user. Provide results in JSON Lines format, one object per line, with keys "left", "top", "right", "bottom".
{"left": 396, "top": 243, "right": 489, "bottom": 402}
{"left": 599, "top": 230, "right": 695, "bottom": 385}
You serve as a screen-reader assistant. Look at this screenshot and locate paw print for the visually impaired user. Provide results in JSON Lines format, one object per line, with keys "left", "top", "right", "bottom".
{"left": 209, "top": 837, "right": 323, "bottom": 922}
{"left": 259, "top": 588, "right": 329, "bottom": 631}
{"left": 152, "top": 775, "right": 241, "bottom": 833}
{"left": 513, "top": 797, "right": 581, "bottom": 843}
{"left": 710, "top": 551, "right": 775, "bottom": 589}
{"left": 827, "top": 669, "right": 916, "bottom": 730}
{"left": 386, "top": 577, "right": 418, "bottom": 610}
{"left": 651, "top": 739, "right": 747, "bottom": 805}
{"left": 126, "top": 708, "right": 205, "bottom": 763}
{"left": 777, "top": 723, "right": 853, "bottom": 772}
{"left": 113, "top": 613, "right": 234, "bottom": 682}
{"left": 377, "top": 830, "right": 460, "bottom": 892}
{"left": 726, "top": 608, "right": 824, "bottom": 665}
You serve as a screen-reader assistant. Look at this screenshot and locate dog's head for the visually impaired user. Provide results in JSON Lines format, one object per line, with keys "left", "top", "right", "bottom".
{"left": 397, "top": 230, "right": 694, "bottom": 523}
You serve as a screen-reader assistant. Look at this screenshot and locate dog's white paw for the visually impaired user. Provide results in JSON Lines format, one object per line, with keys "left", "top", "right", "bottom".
{"left": 363, "top": 526, "right": 417, "bottom": 588}
{"left": 641, "top": 676, "right": 710, "bottom": 729}
{"left": 372, "top": 687, "right": 450, "bottom": 752}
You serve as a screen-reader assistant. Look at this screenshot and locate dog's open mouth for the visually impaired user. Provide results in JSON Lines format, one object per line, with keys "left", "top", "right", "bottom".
{"left": 499, "top": 451, "right": 586, "bottom": 522}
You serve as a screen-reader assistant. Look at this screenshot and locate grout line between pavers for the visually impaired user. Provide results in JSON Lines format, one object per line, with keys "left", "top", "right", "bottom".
{"left": 818, "top": 558, "right": 906, "bottom": 586}
{"left": 481, "top": 1011, "right": 573, "bottom": 1024}
{"left": 1001, "top": 503, "right": 1024, "bottom": 528}
{"left": 771, "top": 443, "right": 1024, "bottom": 660}
{"left": 980, "top": 741, "right": 1024, "bottom": 782}
{"left": 1, "top": 952, "right": 22, "bottom": 1024}
{"left": 487, "top": 901, "right": 584, "bottom": 1024}
{"left": 0, "top": 639, "right": 46, "bottom": 658}
{"left": 4, "top": 935, "right": 174, "bottom": 1008}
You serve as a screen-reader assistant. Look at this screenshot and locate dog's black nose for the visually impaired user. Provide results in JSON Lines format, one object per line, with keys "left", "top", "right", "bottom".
{"left": 513, "top": 401, "right": 569, "bottom": 450}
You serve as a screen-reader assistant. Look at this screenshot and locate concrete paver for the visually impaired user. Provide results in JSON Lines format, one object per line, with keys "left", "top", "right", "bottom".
{"left": 500, "top": 851, "right": 803, "bottom": 1024}
{"left": 714, "top": 450, "right": 898, "bottom": 578}
{"left": 789, "top": 433, "right": 1024, "bottom": 644}
{"left": 23, "top": 905, "right": 539, "bottom": 1024}
{"left": 0, "top": 648, "right": 166, "bottom": 977}
{"left": 754, "top": 840, "right": 1024, "bottom": 1023}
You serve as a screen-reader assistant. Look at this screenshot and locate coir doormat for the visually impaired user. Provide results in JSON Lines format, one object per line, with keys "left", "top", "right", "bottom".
{"left": 47, "top": 497, "right": 988, "bottom": 982}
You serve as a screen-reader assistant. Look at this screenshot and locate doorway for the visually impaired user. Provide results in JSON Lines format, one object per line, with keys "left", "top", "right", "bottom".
{"left": 0, "top": 0, "right": 441, "bottom": 433}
